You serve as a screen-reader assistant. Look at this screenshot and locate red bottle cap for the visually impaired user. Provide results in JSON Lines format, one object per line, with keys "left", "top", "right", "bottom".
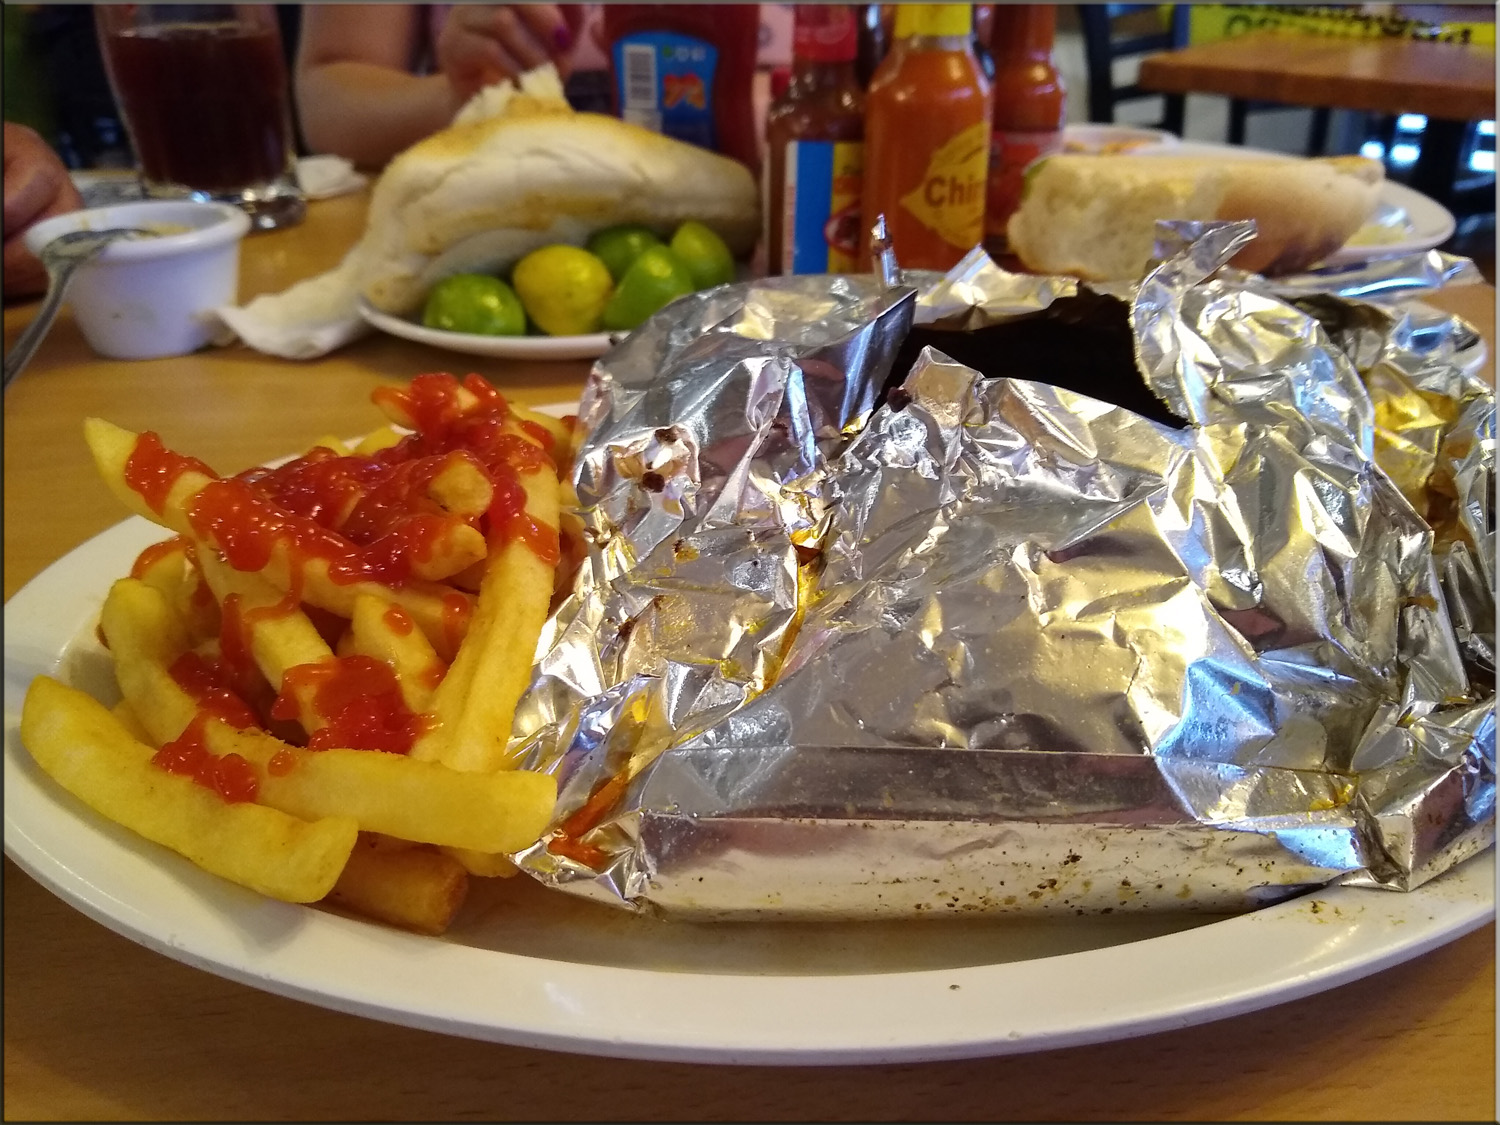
{"left": 770, "top": 65, "right": 792, "bottom": 101}
{"left": 793, "top": 4, "right": 857, "bottom": 63}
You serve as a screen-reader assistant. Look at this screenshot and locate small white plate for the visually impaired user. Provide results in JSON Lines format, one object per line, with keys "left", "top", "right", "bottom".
{"left": 1063, "top": 122, "right": 1180, "bottom": 154}
{"left": 358, "top": 297, "right": 615, "bottom": 361}
{"left": 1132, "top": 140, "right": 1456, "bottom": 267}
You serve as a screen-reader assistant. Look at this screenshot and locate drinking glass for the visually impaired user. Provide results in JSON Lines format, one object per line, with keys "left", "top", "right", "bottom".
{"left": 95, "top": 4, "right": 305, "bottom": 231}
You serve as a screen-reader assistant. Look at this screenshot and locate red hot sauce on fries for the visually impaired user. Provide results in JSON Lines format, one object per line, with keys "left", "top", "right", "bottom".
{"left": 152, "top": 716, "right": 260, "bottom": 804}
{"left": 124, "top": 370, "right": 564, "bottom": 786}
{"left": 273, "top": 655, "right": 435, "bottom": 753}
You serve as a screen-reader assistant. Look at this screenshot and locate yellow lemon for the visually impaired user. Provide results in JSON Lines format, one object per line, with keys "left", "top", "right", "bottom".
{"left": 511, "top": 245, "right": 614, "bottom": 336}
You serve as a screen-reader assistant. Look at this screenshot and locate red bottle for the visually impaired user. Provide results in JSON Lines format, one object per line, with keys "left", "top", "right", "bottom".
{"left": 765, "top": 5, "right": 866, "bottom": 275}
{"left": 984, "top": 4, "right": 1067, "bottom": 251}
{"left": 602, "top": 4, "right": 762, "bottom": 173}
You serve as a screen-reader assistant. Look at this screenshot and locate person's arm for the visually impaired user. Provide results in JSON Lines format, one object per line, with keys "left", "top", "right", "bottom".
{"left": 3, "top": 122, "right": 83, "bottom": 300}
{"left": 295, "top": 4, "right": 585, "bottom": 171}
{"left": 295, "top": 5, "right": 460, "bottom": 170}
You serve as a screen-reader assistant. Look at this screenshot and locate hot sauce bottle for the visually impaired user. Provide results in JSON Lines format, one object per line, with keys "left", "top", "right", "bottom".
{"left": 984, "top": 4, "right": 1067, "bottom": 253}
{"left": 765, "top": 5, "right": 866, "bottom": 276}
{"left": 859, "top": 4, "right": 991, "bottom": 272}
{"left": 602, "top": 3, "right": 762, "bottom": 173}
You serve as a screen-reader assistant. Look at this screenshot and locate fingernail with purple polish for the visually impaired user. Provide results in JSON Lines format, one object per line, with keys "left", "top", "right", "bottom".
{"left": 553, "top": 25, "right": 573, "bottom": 52}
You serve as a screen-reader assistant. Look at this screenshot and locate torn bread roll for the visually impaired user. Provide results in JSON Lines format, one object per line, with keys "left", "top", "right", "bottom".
{"left": 216, "top": 66, "right": 759, "bottom": 358}
{"left": 1006, "top": 152, "right": 1385, "bottom": 280}
{"left": 359, "top": 67, "right": 760, "bottom": 315}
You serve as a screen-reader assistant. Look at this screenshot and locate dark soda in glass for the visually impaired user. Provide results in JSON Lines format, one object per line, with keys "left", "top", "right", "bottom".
{"left": 101, "top": 22, "right": 293, "bottom": 193}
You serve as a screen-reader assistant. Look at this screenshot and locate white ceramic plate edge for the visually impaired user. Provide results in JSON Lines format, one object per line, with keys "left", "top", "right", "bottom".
{"left": 1130, "top": 140, "right": 1456, "bottom": 266}
{"left": 357, "top": 297, "right": 614, "bottom": 361}
{"left": 5, "top": 496, "right": 1493, "bottom": 1066}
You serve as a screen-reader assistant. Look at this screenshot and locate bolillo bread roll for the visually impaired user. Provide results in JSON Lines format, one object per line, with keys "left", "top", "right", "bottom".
{"left": 215, "top": 66, "right": 761, "bottom": 358}
{"left": 1006, "top": 152, "right": 1384, "bottom": 281}
{"left": 358, "top": 67, "right": 760, "bottom": 314}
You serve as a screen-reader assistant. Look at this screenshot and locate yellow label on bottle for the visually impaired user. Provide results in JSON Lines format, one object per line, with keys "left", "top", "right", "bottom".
{"left": 826, "top": 140, "right": 864, "bottom": 273}
{"left": 899, "top": 120, "right": 989, "bottom": 251}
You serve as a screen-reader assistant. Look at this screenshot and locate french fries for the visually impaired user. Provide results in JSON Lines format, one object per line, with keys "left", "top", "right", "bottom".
{"left": 204, "top": 725, "right": 556, "bottom": 853}
{"left": 327, "top": 835, "right": 469, "bottom": 935}
{"left": 84, "top": 415, "right": 479, "bottom": 660}
{"left": 410, "top": 418, "right": 561, "bottom": 773}
{"left": 22, "top": 374, "right": 577, "bottom": 934}
{"left": 22, "top": 677, "right": 358, "bottom": 903}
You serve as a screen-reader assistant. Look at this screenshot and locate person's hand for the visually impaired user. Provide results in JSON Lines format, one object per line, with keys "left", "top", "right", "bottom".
{"left": 436, "top": 4, "right": 589, "bottom": 103}
{"left": 4, "top": 122, "right": 84, "bottom": 300}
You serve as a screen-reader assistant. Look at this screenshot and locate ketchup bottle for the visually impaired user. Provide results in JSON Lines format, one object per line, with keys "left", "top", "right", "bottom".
{"left": 859, "top": 4, "right": 991, "bottom": 272}
{"left": 984, "top": 4, "right": 1066, "bottom": 252}
{"left": 765, "top": 5, "right": 866, "bottom": 275}
{"left": 602, "top": 4, "right": 761, "bottom": 173}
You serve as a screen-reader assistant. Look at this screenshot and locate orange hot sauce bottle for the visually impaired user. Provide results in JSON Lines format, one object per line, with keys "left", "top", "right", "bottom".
{"left": 984, "top": 4, "right": 1067, "bottom": 252}
{"left": 858, "top": 4, "right": 991, "bottom": 272}
{"left": 765, "top": 5, "right": 867, "bottom": 276}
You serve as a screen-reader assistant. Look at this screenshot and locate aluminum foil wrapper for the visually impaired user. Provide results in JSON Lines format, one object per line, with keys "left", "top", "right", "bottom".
{"left": 509, "top": 230, "right": 1494, "bottom": 919}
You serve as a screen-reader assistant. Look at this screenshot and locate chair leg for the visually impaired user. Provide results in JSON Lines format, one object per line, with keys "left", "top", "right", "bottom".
{"left": 1228, "top": 98, "right": 1249, "bottom": 145}
{"left": 1162, "top": 93, "right": 1186, "bottom": 137}
{"left": 1409, "top": 118, "right": 1467, "bottom": 208}
{"left": 1306, "top": 107, "right": 1331, "bottom": 156}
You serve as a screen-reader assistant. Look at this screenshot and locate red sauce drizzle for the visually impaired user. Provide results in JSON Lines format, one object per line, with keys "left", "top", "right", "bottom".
{"left": 418, "top": 661, "right": 446, "bottom": 692}
{"left": 130, "top": 536, "right": 189, "bottom": 580}
{"left": 167, "top": 651, "right": 261, "bottom": 731}
{"left": 519, "top": 419, "right": 555, "bottom": 453}
{"left": 124, "top": 431, "right": 216, "bottom": 515}
{"left": 273, "top": 655, "right": 434, "bottom": 753}
{"left": 383, "top": 605, "right": 415, "bottom": 635}
{"left": 216, "top": 594, "right": 263, "bottom": 706}
{"left": 126, "top": 374, "right": 557, "bottom": 601}
{"left": 151, "top": 716, "right": 260, "bottom": 804}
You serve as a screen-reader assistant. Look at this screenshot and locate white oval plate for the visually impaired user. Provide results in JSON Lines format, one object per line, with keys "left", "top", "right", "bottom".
{"left": 1063, "top": 122, "right": 1181, "bottom": 154}
{"left": 1132, "top": 140, "right": 1456, "bottom": 268}
{"left": 4, "top": 518, "right": 1493, "bottom": 1065}
{"left": 358, "top": 297, "right": 615, "bottom": 361}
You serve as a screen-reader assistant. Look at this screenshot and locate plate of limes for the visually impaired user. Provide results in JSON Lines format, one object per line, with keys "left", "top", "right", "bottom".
{"left": 357, "top": 221, "right": 736, "bottom": 362}
{"left": 357, "top": 299, "right": 617, "bottom": 361}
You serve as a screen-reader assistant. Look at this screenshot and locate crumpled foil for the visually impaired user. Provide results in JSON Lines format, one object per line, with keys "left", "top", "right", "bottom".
{"left": 508, "top": 225, "right": 1495, "bottom": 919}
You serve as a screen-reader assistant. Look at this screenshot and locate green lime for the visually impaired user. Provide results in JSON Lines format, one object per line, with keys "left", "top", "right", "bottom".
{"left": 586, "top": 223, "right": 664, "bottom": 282}
{"left": 601, "top": 245, "right": 696, "bottom": 332}
{"left": 511, "top": 245, "right": 614, "bottom": 336}
{"left": 669, "top": 220, "right": 735, "bottom": 289}
{"left": 421, "top": 273, "right": 526, "bottom": 336}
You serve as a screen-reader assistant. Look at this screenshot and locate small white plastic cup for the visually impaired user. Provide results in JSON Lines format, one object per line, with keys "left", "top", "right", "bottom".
{"left": 23, "top": 199, "right": 251, "bottom": 361}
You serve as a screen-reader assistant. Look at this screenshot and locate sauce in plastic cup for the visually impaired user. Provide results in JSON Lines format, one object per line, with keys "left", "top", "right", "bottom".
{"left": 23, "top": 200, "right": 251, "bottom": 361}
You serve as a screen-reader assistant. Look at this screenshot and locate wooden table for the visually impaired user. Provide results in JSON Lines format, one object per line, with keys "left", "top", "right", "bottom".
{"left": 4, "top": 194, "right": 1496, "bottom": 1122}
{"left": 1138, "top": 31, "right": 1497, "bottom": 204}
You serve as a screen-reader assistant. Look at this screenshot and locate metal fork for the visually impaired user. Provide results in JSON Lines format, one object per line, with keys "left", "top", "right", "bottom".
{"left": 3, "top": 227, "right": 153, "bottom": 389}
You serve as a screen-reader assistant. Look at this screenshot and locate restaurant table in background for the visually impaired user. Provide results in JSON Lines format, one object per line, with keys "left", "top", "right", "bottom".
{"left": 1137, "top": 30, "right": 1496, "bottom": 211}
{"left": 3, "top": 192, "right": 1496, "bottom": 1122}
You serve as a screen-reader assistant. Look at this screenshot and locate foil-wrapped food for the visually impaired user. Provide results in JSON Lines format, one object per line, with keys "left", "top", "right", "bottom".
{"left": 505, "top": 225, "right": 1494, "bottom": 919}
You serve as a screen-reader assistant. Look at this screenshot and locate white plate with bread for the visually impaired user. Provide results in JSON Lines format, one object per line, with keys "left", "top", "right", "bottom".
{"left": 1137, "top": 141, "right": 1456, "bottom": 268}
{"left": 1008, "top": 140, "right": 1456, "bottom": 282}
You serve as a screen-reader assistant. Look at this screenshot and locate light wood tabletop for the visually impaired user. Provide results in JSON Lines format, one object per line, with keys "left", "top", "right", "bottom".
{"left": 1136, "top": 31, "right": 1497, "bottom": 121}
{"left": 4, "top": 192, "right": 1496, "bottom": 1122}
